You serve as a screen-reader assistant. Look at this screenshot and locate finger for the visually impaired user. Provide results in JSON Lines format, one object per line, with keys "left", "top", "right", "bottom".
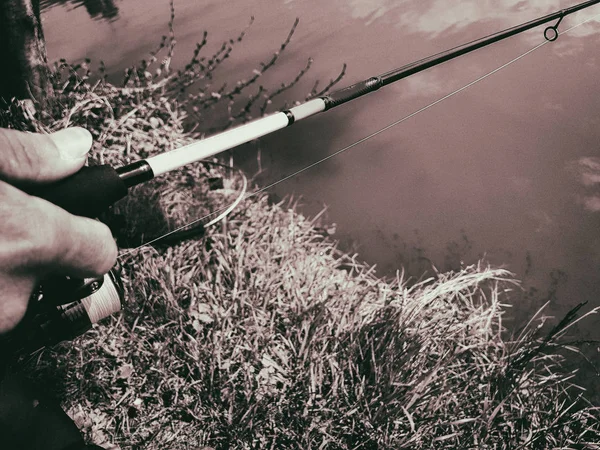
{"left": 50, "top": 214, "right": 119, "bottom": 278}
{"left": 0, "top": 274, "right": 34, "bottom": 334}
{"left": 0, "top": 128, "right": 92, "bottom": 184}
{"left": 1, "top": 183, "right": 117, "bottom": 278}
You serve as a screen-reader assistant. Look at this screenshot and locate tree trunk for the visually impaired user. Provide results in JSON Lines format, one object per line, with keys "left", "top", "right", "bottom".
{"left": 0, "top": 0, "right": 53, "bottom": 105}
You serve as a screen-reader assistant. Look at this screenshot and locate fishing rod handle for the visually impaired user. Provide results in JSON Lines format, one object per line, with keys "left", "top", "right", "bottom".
{"left": 26, "top": 164, "right": 128, "bottom": 217}
{"left": 25, "top": 161, "right": 155, "bottom": 218}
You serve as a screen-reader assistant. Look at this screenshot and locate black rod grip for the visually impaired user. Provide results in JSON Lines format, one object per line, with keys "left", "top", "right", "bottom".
{"left": 25, "top": 165, "right": 128, "bottom": 218}
{"left": 321, "top": 77, "right": 383, "bottom": 110}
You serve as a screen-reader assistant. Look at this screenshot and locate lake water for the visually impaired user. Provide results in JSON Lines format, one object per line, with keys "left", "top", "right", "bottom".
{"left": 41, "top": 1, "right": 600, "bottom": 345}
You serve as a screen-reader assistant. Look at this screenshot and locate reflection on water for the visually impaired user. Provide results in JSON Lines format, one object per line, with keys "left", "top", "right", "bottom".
{"left": 397, "top": 0, "right": 555, "bottom": 36}
{"left": 40, "top": 0, "right": 119, "bottom": 20}
{"left": 569, "top": 156, "right": 600, "bottom": 212}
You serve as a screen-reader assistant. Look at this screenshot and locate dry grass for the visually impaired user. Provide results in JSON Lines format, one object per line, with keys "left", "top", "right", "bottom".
{"left": 2, "top": 17, "right": 600, "bottom": 450}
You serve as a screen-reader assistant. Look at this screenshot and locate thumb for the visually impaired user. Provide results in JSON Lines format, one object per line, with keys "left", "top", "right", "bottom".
{"left": 0, "top": 127, "right": 93, "bottom": 184}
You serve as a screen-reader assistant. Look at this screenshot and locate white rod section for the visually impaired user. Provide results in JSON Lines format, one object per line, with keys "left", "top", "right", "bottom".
{"left": 147, "top": 98, "right": 326, "bottom": 176}
{"left": 289, "top": 98, "right": 327, "bottom": 120}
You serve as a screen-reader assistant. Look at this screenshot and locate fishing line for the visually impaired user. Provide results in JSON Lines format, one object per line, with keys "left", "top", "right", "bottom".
{"left": 186, "top": 160, "right": 249, "bottom": 229}
{"left": 118, "top": 11, "right": 600, "bottom": 258}
{"left": 155, "top": 160, "right": 248, "bottom": 245}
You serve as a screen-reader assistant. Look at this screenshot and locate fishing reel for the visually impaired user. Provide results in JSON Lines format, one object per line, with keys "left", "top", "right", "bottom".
{"left": 2, "top": 268, "right": 125, "bottom": 357}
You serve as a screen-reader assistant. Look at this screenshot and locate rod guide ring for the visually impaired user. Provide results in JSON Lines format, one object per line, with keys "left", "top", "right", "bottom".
{"left": 544, "top": 26, "right": 560, "bottom": 41}
{"left": 545, "top": 11, "right": 565, "bottom": 42}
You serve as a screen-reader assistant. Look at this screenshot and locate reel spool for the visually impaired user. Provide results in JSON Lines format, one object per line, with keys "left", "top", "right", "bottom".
{"left": 1, "top": 269, "right": 125, "bottom": 357}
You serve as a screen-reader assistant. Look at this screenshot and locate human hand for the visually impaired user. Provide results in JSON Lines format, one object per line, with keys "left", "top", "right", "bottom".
{"left": 0, "top": 128, "right": 118, "bottom": 333}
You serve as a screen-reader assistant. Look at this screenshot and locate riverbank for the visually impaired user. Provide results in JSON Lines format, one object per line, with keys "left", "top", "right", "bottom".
{"left": 3, "top": 55, "right": 600, "bottom": 449}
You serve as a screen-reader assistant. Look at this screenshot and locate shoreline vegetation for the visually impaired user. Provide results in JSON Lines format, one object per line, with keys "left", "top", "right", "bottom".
{"left": 3, "top": 13, "right": 600, "bottom": 449}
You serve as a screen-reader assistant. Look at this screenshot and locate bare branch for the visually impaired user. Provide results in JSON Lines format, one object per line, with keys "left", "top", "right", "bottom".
{"left": 197, "top": 18, "right": 301, "bottom": 112}
{"left": 309, "top": 63, "right": 347, "bottom": 99}
{"left": 259, "top": 57, "right": 313, "bottom": 116}
{"left": 209, "top": 85, "right": 267, "bottom": 133}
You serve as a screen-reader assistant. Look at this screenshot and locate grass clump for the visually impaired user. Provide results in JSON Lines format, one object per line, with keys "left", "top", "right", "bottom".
{"left": 2, "top": 11, "right": 600, "bottom": 450}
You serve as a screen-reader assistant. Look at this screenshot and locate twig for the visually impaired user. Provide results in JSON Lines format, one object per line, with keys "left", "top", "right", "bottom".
{"left": 259, "top": 57, "right": 313, "bottom": 116}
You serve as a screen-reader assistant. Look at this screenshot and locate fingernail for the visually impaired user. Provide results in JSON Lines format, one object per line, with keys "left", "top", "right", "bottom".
{"left": 51, "top": 128, "right": 93, "bottom": 160}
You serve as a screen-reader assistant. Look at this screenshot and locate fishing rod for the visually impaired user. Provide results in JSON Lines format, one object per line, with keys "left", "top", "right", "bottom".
{"left": 7, "top": 0, "right": 600, "bottom": 354}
